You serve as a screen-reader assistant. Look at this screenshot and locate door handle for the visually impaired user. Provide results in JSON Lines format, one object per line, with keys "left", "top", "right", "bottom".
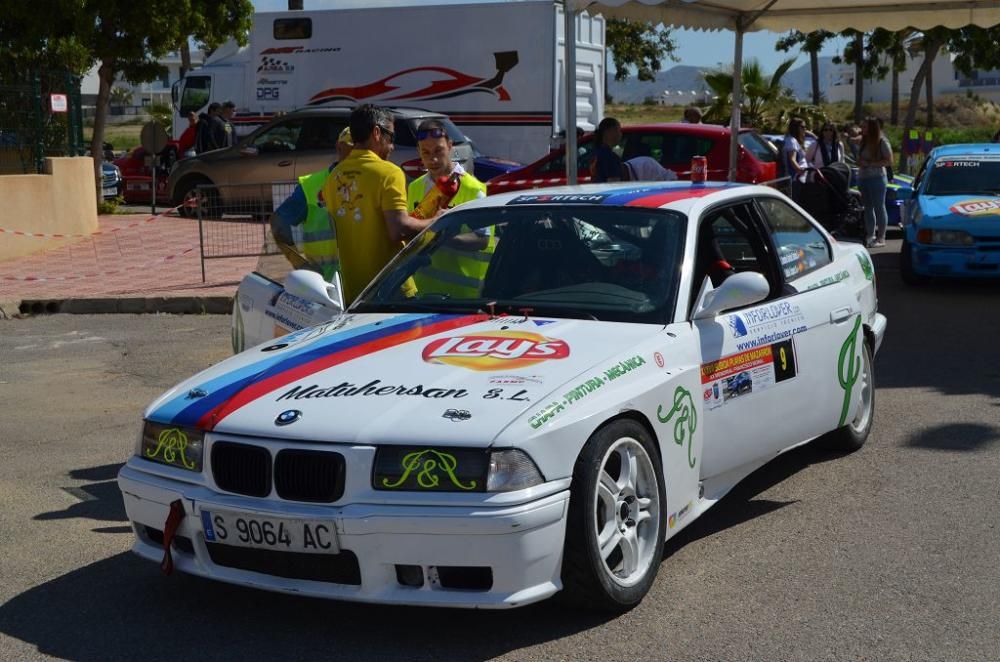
{"left": 830, "top": 306, "right": 854, "bottom": 323}
{"left": 277, "top": 160, "right": 292, "bottom": 167}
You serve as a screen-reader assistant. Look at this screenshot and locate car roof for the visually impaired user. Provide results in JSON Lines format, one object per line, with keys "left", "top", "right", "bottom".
{"left": 458, "top": 181, "right": 769, "bottom": 214}
{"left": 930, "top": 143, "right": 1000, "bottom": 158}
{"left": 280, "top": 107, "right": 448, "bottom": 120}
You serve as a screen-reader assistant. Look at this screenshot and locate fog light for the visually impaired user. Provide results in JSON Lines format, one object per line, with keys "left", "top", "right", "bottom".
{"left": 396, "top": 564, "right": 424, "bottom": 588}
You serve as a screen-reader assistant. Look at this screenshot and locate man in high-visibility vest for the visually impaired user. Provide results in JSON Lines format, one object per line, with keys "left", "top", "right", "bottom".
{"left": 406, "top": 119, "right": 492, "bottom": 298}
{"left": 270, "top": 127, "right": 355, "bottom": 281}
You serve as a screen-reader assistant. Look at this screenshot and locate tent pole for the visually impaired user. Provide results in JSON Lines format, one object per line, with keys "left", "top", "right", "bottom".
{"left": 564, "top": 1, "right": 578, "bottom": 185}
{"left": 728, "top": 19, "right": 744, "bottom": 183}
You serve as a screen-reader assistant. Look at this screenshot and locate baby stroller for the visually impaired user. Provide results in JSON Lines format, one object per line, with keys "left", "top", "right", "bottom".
{"left": 792, "top": 162, "right": 863, "bottom": 237}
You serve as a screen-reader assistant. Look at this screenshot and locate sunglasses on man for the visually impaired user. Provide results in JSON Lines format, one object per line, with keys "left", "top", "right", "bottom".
{"left": 378, "top": 124, "right": 395, "bottom": 142}
{"left": 416, "top": 127, "right": 448, "bottom": 141}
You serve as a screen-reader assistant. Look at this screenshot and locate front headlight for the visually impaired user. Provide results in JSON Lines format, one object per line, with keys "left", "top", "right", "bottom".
{"left": 930, "top": 230, "right": 975, "bottom": 246}
{"left": 373, "top": 447, "right": 543, "bottom": 493}
{"left": 139, "top": 420, "right": 204, "bottom": 472}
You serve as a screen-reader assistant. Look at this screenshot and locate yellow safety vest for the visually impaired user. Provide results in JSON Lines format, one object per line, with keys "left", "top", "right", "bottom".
{"left": 298, "top": 170, "right": 340, "bottom": 282}
{"left": 408, "top": 172, "right": 493, "bottom": 298}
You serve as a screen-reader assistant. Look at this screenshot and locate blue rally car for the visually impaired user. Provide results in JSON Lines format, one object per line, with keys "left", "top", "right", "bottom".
{"left": 898, "top": 144, "right": 1000, "bottom": 284}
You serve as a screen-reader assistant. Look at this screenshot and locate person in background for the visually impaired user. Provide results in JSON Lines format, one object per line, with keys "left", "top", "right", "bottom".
{"left": 682, "top": 106, "right": 703, "bottom": 124}
{"left": 592, "top": 117, "right": 624, "bottom": 183}
{"left": 269, "top": 127, "right": 355, "bottom": 280}
{"left": 844, "top": 123, "right": 862, "bottom": 161}
{"left": 406, "top": 118, "right": 490, "bottom": 298}
{"left": 783, "top": 117, "right": 809, "bottom": 198}
{"left": 624, "top": 156, "right": 678, "bottom": 182}
{"left": 321, "top": 104, "right": 433, "bottom": 305}
{"left": 806, "top": 123, "right": 843, "bottom": 168}
{"left": 857, "top": 116, "right": 893, "bottom": 248}
{"left": 195, "top": 103, "right": 220, "bottom": 154}
{"left": 217, "top": 101, "right": 237, "bottom": 148}
{"left": 177, "top": 112, "right": 198, "bottom": 156}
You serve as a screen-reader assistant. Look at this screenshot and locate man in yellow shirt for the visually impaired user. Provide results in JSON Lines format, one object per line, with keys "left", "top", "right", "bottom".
{"left": 321, "top": 105, "right": 433, "bottom": 305}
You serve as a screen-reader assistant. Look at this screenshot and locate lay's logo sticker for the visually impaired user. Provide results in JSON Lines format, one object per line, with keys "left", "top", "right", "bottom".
{"left": 949, "top": 199, "right": 1000, "bottom": 217}
{"left": 422, "top": 331, "right": 570, "bottom": 371}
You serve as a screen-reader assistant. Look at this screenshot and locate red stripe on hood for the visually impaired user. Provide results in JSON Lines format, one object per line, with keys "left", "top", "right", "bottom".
{"left": 199, "top": 314, "right": 487, "bottom": 430}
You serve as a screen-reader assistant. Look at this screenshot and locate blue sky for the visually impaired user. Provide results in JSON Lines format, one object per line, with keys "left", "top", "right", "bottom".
{"left": 252, "top": 0, "right": 849, "bottom": 73}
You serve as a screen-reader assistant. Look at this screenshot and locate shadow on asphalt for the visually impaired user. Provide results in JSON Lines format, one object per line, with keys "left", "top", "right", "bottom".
{"left": 0, "top": 553, "right": 617, "bottom": 661}
{"left": 34, "top": 463, "right": 126, "bottom": 525}
{"left": 664, "top": 442, "right": 840, "bottom": 556}
{"left": 869, "top": 248, "right": 1000, "bottom": 402}
{"left": 905, "top": 422, "right": 1000, "bottom": 452}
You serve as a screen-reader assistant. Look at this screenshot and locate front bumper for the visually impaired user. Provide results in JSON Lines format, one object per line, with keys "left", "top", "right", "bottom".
{"left": 907, "top": 242, "right": 1000, "bottom": 278}
{"left": 118, "top": 460, "right": 569, "bottom": 609}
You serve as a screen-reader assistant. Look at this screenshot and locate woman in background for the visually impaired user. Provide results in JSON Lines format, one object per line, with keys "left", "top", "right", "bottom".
{"left": 857, "top": 116, "right": 894, "bottom": 248}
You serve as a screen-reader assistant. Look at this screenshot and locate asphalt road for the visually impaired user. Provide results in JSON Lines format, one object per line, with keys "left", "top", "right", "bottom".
{"left": 1, "top": 240, "right": 999, "bottom": 661}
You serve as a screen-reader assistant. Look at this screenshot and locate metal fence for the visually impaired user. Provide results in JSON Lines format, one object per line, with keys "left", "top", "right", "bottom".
{"left": 196, "top": 181, "right": 297, "bottom": 282}
{"left": 0, "top": 70, "right": 85, "bottom": 174}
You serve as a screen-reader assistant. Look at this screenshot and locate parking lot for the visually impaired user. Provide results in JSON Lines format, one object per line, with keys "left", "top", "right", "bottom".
{"left": 1, "top": 239, "right": 999, "bottom": 661}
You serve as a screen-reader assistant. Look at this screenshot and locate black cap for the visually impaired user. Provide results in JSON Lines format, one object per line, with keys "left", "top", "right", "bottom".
{"left": 222, "top": 100, "right": 236, "bottom": 109}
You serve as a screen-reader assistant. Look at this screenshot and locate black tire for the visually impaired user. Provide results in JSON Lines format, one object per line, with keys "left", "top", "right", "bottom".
{"left": 822, "top": 341, "right": 874, "bottom": 453}
{"left": 561, "top": 418, "right": 666, "bottom": 612}
{"left": 900, "top": 240, "right": 929, "bottom": 285}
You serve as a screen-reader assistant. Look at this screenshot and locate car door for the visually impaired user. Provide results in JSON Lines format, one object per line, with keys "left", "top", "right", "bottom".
{"left": 691, "top": 199, "right": 857, "bottom": 480}
{"left": 293, "top": 117, "right": 345, "bottom": 178}
{"left": 234, "top": 117, "right": 305, "bottom": 184}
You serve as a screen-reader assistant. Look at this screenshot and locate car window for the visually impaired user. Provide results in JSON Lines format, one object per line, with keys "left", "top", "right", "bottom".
{"left": 912, "top": 159, "right": 929, "bottom": 192}
{"left": 538, "top": 139, "right": 596, "bottom": 175}
{"left": 296, "top": 118, "right": 346, "bottom": 152}
{"left": 690, "top": 202, "right": 776, "bottom": 313}
{"left": 925, "top": 157, "right": 1000, "bottom": 196}
{"left": 622, "top": 133, "right": 666, "bottom": 162}
{"left": 179, "top": 76, "right": 210, "bottom": 115}
{"left": 273, "top": 18, "right": 312, "bottom": 40}
{"left": 755, "top": 197, "right": 831, "bottom": 281}
{"left": 739, "top": 132, "right": 777, "bottom": 163}
{"left": 658, "top": 134, "right": 715, "bottom": 166}
{"left": 354, "top": 206, "right": 687, "bottom": 324}
{"left": 251, "top": 120, "right": 304, "bottom": 153}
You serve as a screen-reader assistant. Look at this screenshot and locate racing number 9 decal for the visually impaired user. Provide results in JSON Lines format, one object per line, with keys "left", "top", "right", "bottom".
{"left": 772, "top": 339, "right": 797, "bottom": 382}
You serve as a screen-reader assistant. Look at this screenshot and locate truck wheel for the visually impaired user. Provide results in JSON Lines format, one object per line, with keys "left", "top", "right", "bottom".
{"left": 900, "top": 241, "right": 929, "bottom": 286}
{"left": 561, "top": 419, "right": 665, "bottom": 611}
{"left": 822, "top": 342, "right": 874, "bottom": 453}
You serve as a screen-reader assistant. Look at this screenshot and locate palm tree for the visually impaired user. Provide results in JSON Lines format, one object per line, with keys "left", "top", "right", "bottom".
{"left": 703, "top": 56, "right": 798, "bottom": 129}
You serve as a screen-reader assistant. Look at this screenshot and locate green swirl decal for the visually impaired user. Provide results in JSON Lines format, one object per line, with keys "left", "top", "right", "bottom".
{"left": 857, "top": 253, "right": 874, "bottom": 281}
{"left": 837, "top": 316, "right": 863, "bottom": 427}
{"left": 381, "top": 449, "right": 477, "bottom": 490}
{"left": 146, "top": 428, "right": 196, "bottom": 470}
{"left": 657, "top": 386, "right": 697, "bottom": 468}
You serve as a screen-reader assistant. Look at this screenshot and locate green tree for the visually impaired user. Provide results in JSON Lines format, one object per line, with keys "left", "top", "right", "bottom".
{"left": 605, "top": 19, "right": 677, "bottom": 82}
{"left": 109, "top": 86, "right": 133, "bottom": 108}
{"left": 868, "top": 29, "right": 913, "bottom": 125}
{"left": 703, "top": 57, "right": 798, "bottom": 130}
{"left": 775, "top": 30, "right": 834, "bottom": 106}
{"left": 4, "top": 0, "right": 253, "bottom": 203}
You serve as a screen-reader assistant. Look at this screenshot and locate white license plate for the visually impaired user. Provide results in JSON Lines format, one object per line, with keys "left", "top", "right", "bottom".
{"left": 201, "top": 509, "right": 339, "bottom": 553}
{"left": 102, "top": 187, "right": 117, "bottom": 196}
{"left": 128, "top": 182, "right": 150, "bottom": 191}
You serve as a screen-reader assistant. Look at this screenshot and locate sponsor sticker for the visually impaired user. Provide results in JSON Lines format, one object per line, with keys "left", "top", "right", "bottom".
{"left": 507, "top": 193, "right": 609, "bottom": 205}
{"left": 423, "top": 330, "right": 569, "bottom": 372}
{"left": 949, "top": 199, "right": 1000, "bottom": 217}
{"left": 654, "top": 352, "right": 665, "bottom": 368}
{"left": 701, "top": 340, "right": 797, "bottom": 410}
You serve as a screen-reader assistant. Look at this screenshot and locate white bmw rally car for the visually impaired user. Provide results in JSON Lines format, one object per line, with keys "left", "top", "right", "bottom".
{"left": 118, "top": 182, "right": 886, "bottom": 610}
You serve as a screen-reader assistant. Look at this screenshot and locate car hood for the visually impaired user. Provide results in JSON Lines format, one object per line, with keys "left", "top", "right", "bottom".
{"left": 145, "top": 313, "right": 663, "bottom": 447}
{"left": 919, "top": 194, "right": 1000, "bottom": 235}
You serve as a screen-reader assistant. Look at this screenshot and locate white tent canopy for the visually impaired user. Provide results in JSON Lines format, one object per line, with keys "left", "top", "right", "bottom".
{"left": 562, "top": 0, "right": 1000, "bottom": 182}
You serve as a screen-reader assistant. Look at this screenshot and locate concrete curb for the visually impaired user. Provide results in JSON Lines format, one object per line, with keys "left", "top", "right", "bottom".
{"left": 4, "top": 296, "right": 233, "bottom": 316}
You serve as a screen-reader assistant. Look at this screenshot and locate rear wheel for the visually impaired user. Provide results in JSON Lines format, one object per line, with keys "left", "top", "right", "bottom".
{"left": 900, "top": 241, "right": 929, "bottom": 285}
{"left": 561, "top": 419, "right": 666, "bottom": 611}
{"left": 174, "top": 175, "right": 214, "bottom": 218}
{"left": 822, "top": 341, "right": 874, "bottom": 453}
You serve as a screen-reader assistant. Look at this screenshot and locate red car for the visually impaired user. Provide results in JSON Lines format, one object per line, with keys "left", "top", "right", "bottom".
{"left": 113, "top": 144, "right": 182, "bottom": 204}
{"left": 487, "top": 123, "right": 778, "bottom": 194}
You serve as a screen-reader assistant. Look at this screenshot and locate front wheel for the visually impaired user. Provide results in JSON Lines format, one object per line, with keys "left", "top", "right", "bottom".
{"left": 822, "top": 342, "right": 874, "bottom": 453}
{"left": 561, "top": 419, "right": 666, "bottom": 611}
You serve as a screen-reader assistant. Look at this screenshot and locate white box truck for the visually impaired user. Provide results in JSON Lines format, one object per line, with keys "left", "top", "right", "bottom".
{"left": 171, "top": 0, "right": 604, "bottom": 164}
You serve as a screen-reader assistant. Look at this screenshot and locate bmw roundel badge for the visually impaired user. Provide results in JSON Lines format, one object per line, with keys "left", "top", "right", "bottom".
{"left": 275, "top": 409, "right": 302, "bottom": 426}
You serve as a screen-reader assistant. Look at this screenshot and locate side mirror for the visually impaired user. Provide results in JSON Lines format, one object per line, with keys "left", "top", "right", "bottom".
{"left": 693, "top": 272, "right": 770, "bottom": 320}
{"left": 284, "top": 269, "right": 344, "bottom": 312}
{"left": 894, "top": 186, "right": 914, "bottom": 201}
{"left": 240, "top": 146, "right": 258, "bottom": 157}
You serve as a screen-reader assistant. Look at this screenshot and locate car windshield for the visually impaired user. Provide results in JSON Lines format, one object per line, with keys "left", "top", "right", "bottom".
{"left": 353, "top": 206, "right": 688, "bottom": 324}
{"left": 926, "top": 157, "right": 1000, "bottom": 196}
